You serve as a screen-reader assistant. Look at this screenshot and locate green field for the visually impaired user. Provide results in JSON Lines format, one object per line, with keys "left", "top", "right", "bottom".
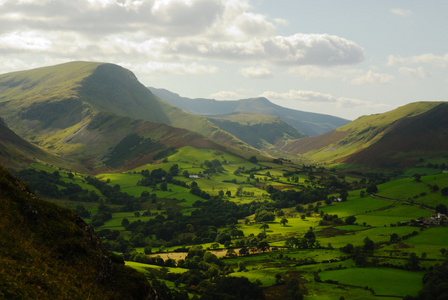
{"left": 319, "top": 267, "right": 424, "bottom": 297}
{"left": 321, "top": 195, "right": 392, "bottom": 218}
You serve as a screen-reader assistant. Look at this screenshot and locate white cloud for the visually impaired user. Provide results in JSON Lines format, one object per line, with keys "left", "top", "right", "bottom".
{"left": 234, "top": 12, "right": 276, "bottom": 37}
{"left": 126, "top": 61, "right": 218, "bottom": 75}
{"left": 260, "top": 90, "right": 337, "bottom": 103}
{"left": 398, "top": 67, "right": 431, "bottom": 79}
{"left": 0, "top": 30, "right": 52, "bottom": 51}
{"left": 351, "top": 71, "right": 394, "bottom": 85}
{"left": 390, "top": 8, "right": 413, "bottom": 17}
{"left": 0, "top": 57, "right": 39, "bottom": 73}
{"left": 240, "top": 66, "right": 272, "bottom": 79}
{"left": 288, "top": 65, "right": 336, "bottom": 79}
{"left": 387, "top": 53, "right": 448, "bottom": 67}
{"left": 0, "top": 0, "right": 365, "bottom": 69}
{"left": 210, "top": 90, "right": 242, "bottom": 100}
{"left": 172, "top": 33, "right": 364, "bottom": 65}
{"left": 259, "top": 89, "right": 389, "bottom": 111}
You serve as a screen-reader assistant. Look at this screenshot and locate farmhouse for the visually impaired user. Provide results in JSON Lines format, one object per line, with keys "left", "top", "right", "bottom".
{"left": 189, "top": 174, "right": 209, "bottom": 179}
{"left": 415, "top": 213, "right": 448, "bottom": 226}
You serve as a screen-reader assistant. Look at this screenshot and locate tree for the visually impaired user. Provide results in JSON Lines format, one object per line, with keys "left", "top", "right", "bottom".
{"left": 412, "top": 174, "right": 422, "bottom": 183}
{"left": 304, "top": 229, "right": 315, "bottom": 240}
{"left": 340, "top": 243, "right": 354, "bottom": 254}
{"left": 259, "top": 223, "right": 269, "bottom": 233}
{"left": 257, "top": 241, "right": 270, "bottom": 252}
{"left": 339, "top": 190, "right": 349, "bottom": 201}
{"left": 160, "top": 182, "right": 168, "bottom": 191}
{"left": 266, "top": 185, "right": 276, "bottom": 194}
{"left": 405, "top": 253, "right": 420, "bottom": 270}
{"left": 363, "top": 236, "right": 375, "bottom": 253}
{"left": 366, "top": 184, "right": 378, "bottom": 194}
{"left": 121, "top": 218, "right": 130, "bottom": 227}
{"left": 248, "top": 156, "right": 258, "bottom": 163}
{"left": 436, "top": 204, "right": 448, "bottom": 215}
{"left": 390, "top": 233, "right": 400, "bottom": 243}
{"left": 442, "top": 187, "right": 448, "bottom": 197}
{"left": 280, "top": 217, "right": 289, "bottom": 227}
{"left": 239, "top": 247, "right": 249, "bottom": 256}
{"left": 345, "top": 215, "right": 357, "bottom": 225}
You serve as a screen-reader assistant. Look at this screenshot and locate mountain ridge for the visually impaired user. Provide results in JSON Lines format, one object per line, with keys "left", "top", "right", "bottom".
{"left": 148, "top": 86, "right": 350, "bottom": 136}
{"left": 205, "top": 112, "right": 306, "bottom": 151}
{"left": 283, "top": 101, "right": 448, "bottom": 167}
{"left": 0, "top": 62, "right": 263, "bottom": 172}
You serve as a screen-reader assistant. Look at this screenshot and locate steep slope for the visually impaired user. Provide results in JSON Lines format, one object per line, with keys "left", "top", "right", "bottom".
{"left": 0, "top": 117, "right": 67, "bottom": 170}
{"left": 343, "top": 102, "right": 448, "bottom": 167}
{"left": 205, "top": 112, "right": 306, "bottom": 150}
{"left": 0, "top": 62, "right": 260, "bottom": 171}
{"left": 148, "top": 87, "right": 350, "bottom": 136}
{"left": 0, "top": 164, "right": 156, "bottom": 299}
{"left": 283, "top": 101, "right": 445, "bottom": 166}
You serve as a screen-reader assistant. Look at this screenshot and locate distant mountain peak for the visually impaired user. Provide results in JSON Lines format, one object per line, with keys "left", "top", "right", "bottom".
{"left": 148, "top": 87, "right": 349, "bottom": 136}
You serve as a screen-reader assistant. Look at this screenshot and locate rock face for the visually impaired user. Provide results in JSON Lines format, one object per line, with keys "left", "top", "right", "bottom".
{"left": 0, "top": 164, "right": 159, "bottom": 299}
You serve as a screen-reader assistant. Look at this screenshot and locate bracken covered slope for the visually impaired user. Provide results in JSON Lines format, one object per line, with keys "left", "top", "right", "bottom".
{"left": 0, "top": 164, "right": 158, "bottom": 299}
{"left": 283, "top": 101, "right": 447, "bottom": 167}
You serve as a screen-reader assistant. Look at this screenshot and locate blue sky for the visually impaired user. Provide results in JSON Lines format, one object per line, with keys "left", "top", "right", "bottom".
{"left": 0, "top": 0, "right": 447, "bottom": 119}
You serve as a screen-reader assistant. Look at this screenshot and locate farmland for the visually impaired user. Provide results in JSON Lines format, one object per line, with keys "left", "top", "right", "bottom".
{"left": 16, "top": 148, "right": 448, "bottom": 300}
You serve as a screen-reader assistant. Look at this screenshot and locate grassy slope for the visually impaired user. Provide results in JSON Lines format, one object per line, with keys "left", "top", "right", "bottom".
{"left": 0, "top": 120, "right": 68, "bottom": 170}
{"left": 206, "top": 112, "right": 306, "bottom": 150}
{"left": 319, "top": 267, "right": 424, "bottom": 297}
{"left": 0, "top": 165, "right": 155, "bottom": 299}
{"left": 284, "top": 101, "right": 441, "bottom": 164}
{"left": 0, "top": 61, "right": 262, "bottom": 172}
{"left": 343, "top": 102, "right": 448, "bottom": 167}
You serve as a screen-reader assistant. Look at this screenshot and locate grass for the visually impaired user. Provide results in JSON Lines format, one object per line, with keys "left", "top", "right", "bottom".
{"left": 375, "top": 173, "right": 448, "bottom": 208}
{"left": 319, "top": 267, "right": 424, "bottom": 297}
{"left": 125, "top": 261, "right": 188, "bottom": 275}
{"left": 356, "top": 204, "right": 432, "bottom": 227}
{"left": 237, "top": 216, "right": 320, "bottom": 238}
{"left": 321, "top": 195, "right": 392, "bottom": 218}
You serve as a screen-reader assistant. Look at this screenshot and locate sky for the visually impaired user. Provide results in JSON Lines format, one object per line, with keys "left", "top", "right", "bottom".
{"left": 0, "top": 0, "right": 447, "bottom": 120}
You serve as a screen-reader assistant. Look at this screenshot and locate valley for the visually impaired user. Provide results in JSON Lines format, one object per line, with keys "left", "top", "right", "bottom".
{"left": 1, "top": 62, "right": 448, "bottom": 300}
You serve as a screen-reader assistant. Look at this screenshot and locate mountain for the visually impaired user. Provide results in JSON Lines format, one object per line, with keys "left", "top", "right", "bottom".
{"left": 0, "top": 62, "right": 260, "bottom": 171}
{"left": 283, "top": 101, "right": 448, "bottom": 167}
{"left": 148, "top": 87, "right": 350, "bottom": 136}
{"left": 0, "top": 164, "right": 157, "bottom": 299}
{"left": 205, "top": 112, "right": 306, "bottom": 151}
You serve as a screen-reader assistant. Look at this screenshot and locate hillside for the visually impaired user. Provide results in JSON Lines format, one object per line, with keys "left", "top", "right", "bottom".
{"left": 283, "top": 101, "right": 446, "bottom": 167}
{"left": 0, "top": 117, "right": 67, "bottom": 170}
{"left": 0, "top": 164, "right": 156, "bottom": 299}
{"left": 148, "top": 87, "right": 350, "bottom": 136}
{"left": 344, "top": 102, "right": 448, "bottom": 167}
{"left": 0, "top": 62, "right": 261, "bottom": 171}
{"left": 205, "top": 112, "right": 306, "bottom": 151}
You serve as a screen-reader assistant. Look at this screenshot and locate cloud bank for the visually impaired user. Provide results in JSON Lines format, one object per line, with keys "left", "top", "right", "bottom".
{"left": 0, "top": 0, "right": 365, "bottom": 75}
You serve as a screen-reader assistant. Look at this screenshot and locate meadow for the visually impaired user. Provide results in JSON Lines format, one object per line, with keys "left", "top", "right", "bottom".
{"left": 319, "top": 267, "right": 424, "bottom": 297}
